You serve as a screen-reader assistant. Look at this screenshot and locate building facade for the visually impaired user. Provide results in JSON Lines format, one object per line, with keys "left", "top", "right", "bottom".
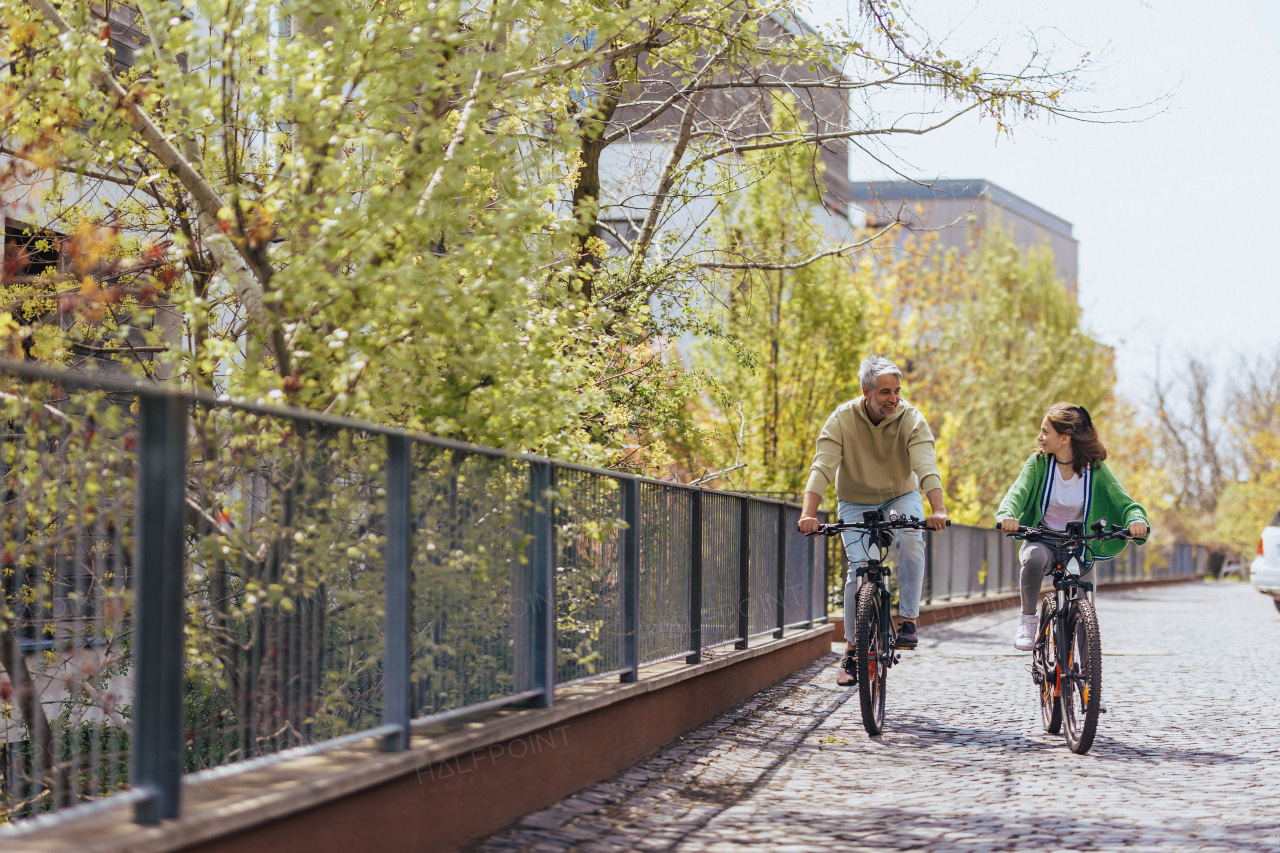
{"left": 848, "top": 179, "right": 1079, "bottom": 296}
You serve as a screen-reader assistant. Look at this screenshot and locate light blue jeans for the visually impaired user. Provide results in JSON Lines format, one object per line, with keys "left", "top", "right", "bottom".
{"left": 839, "top": 491, "right": 926, "bottom": 643}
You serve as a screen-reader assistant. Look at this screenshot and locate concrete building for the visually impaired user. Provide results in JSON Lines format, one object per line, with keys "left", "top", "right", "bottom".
{"left": 848, "top": 179, "right": 1079, "bottom": 296}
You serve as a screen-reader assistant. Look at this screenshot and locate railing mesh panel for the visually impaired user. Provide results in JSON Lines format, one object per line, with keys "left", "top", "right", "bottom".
{"left": 554, "top": 470, "right": 624, "bottom": 683}
{"left": 185, "top": 408, "right": 388, "bottom": 772}
{"left": 747, "top": 502, "right": 779, "bottom": 637}
{"left": 637, "top": 485, "right": 692, "bottom": 664}
{"left": 407, "top": 448, "right": 523, "bottom": 716}
{"left": 700, "top": 492, "right": 740, "bottom": 649}
{"left": 782, "top": 507, "right": 809, "bottom": 626}
{"left": 0, "top": 384, "right": 135, "bottom": 822}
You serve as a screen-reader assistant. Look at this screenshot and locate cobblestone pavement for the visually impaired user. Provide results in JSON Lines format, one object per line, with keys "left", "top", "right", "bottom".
{"left": 472, "top": 582, "right": 1280, "bottom": 852}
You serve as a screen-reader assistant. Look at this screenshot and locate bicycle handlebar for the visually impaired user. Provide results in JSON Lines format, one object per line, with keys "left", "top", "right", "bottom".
{"left": 995, "top": 520, "right": 1147, "bottom": 543}
{"left": 806, "top": 516, "right": 951, "bottom": 537}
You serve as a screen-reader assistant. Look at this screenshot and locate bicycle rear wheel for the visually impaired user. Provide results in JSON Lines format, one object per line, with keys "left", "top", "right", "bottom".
{"left": 1061, "top": 597, "right": 1102, "bottom": 754}
{"left": 1034, "top": 595, "right": 1062, "bottom": 734}
{"left": 855, "top": 582, "right": 887, "bottom": 736}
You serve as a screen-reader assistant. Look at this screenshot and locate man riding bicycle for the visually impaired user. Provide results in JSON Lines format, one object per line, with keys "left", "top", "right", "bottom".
{"left": 798, "top": 355, "right": 949, "bottom": 687}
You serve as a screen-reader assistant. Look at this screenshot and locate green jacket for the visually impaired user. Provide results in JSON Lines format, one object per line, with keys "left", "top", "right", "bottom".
{"left": 995, "top": 453, "right": 1149, "bottom": 562}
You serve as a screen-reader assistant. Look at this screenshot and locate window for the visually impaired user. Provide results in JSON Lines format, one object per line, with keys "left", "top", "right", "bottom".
{"left": 3, "top": 220, "right": 62, "bottom": 280}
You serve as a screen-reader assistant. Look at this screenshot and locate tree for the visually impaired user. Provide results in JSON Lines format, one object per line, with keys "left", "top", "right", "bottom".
{"left": 1151, "top": 350, "right": 1280, "bottom": 555}
{"left": 544, "top": 0, "right": 1099, "bottom": 472}
{"left": 686, "top": 99, "right": 871, "bottom": 491}
{"left": 915, "top": 225, "right": 1114, "bottom": 520}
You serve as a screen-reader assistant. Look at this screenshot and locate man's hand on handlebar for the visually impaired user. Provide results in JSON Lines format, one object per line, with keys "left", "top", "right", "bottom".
{"left": 997, "top": 516, "right": 1019, "bottom": 533}
{"left": 925, "top": 510, "right": 949, "bottom": 531}
{"left": 1128, "top": 520, "right": 1149, "bottom": 538}
{"left": 798, "top": 516, "right": 821, "bottom": 534}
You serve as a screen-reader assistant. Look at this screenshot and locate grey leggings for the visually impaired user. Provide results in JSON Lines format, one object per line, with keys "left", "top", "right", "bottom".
{"left": 1019, "top": 541, "right": 1054, "bottom": 615}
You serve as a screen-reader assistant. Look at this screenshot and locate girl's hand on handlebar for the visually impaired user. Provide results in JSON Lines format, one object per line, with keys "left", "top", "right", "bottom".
{"left": 925, "top": 511, "right": 949, "bottom": 531}
{"left": 1128, "top": 520, "right": 1149, "bottom": 538}
{"left": 798, "top": 516, "right": 821, "bottom": 534}
{"left": 998, "top": 517, "right": 1019, "bottom": 533}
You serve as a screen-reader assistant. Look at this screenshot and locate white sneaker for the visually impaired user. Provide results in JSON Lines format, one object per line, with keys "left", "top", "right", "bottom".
{"left": 1014, "top": 614, "right": 1038, "bottom": 651}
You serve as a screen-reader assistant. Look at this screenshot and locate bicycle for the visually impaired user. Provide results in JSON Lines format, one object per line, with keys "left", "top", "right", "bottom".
{"left": 999, "top": 518, "right": 1143, "bottom": 754}
{"left": 806, "top": 510, "right": 949, "bottom": 736}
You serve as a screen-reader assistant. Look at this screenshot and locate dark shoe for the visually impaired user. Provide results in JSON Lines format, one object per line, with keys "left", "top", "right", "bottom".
{"left": 895, "top": 621, "right": 918, "bottom": 650}
{"left": 836, "top": 651, "right": 857, "bottom": 686}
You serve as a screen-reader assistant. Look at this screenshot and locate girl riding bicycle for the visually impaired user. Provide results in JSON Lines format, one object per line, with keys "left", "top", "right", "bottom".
{"left": 995, "top": 403, "right": 1149, "bottom": 650}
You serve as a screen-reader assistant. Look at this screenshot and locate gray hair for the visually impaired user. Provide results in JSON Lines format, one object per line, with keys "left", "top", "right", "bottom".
{"left": 858, "top": 355, "right": 902, "bottom": 392}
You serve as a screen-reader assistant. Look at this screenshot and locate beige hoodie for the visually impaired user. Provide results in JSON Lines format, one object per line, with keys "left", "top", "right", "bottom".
{"left": 804, "top": 397, "right": 942, "bottom": 505}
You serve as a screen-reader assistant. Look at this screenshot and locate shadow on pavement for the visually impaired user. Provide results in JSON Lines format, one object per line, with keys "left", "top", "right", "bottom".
{"left": 1087, "top": 735, "right": 1254, "bottom": 765}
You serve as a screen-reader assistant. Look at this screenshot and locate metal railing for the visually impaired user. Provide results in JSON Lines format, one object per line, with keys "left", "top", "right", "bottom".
{"left": 0, "top": 360, "right": 828, "bottom": 829}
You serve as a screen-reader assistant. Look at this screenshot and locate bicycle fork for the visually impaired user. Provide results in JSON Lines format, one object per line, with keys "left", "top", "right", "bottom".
{"left": 879, "top": 585, "right": 900, "bottom": 668}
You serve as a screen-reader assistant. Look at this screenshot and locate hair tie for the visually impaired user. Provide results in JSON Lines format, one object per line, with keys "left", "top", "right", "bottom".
{"left": 1076, "top": 405, "right": 1092, "bottom": 430}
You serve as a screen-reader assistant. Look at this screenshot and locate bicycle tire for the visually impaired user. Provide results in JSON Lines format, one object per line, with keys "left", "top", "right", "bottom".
{"left": 855, "top": 582, "right": 887, "bottom": 736}
{"left": 1035, "top": 594, "right": 1062, "bottom": 735}
{"left": 1061, "top": 597, "right": 1102, "bottom": 754}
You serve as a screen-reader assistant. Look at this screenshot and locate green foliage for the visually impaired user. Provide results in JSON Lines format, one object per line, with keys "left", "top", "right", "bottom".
{"left": 691, "top": 215, "right": 1114, "bottom": 520}
{"left": 922, "top": 225, "right": 1113, "bottom": 519}
{"left": 0, "top": 0, "right": 1093, "bottom": 467}
{"left": 689, "top": 104, "right": 870, "bottom": 491}
{"left": 1208, "top": 404, "right": 1280, "bottom": 555}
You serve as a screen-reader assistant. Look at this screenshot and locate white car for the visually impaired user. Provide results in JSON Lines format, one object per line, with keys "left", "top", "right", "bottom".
{"left": 1251, "top": 510, "right": 1280, "bottom": 613}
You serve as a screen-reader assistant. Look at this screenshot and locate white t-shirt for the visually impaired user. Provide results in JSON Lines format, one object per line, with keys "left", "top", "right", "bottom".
{"left": 1042, "top": 463, "right": 1086, "bottom": 531}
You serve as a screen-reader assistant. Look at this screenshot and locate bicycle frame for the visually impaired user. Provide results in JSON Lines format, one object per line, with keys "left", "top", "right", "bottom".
{"left": 1042, "top": 539, "right": 1091, "bottom": 708}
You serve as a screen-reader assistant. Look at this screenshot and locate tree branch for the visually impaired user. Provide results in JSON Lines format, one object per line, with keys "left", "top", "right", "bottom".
{"left": 629, "top": 92, "right": 702, "bottom": 266}
{"left": 696, "top": 222, "right": 896, "bottom": 271}
{"left": 28, "top": 0, "right": 274, "bottom": 342}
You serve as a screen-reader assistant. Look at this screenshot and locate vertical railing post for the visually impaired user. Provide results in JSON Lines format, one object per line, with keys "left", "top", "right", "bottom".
{"left": 133, "top": 392, "right": 187, "bottom": 825}
{"left": 382, "top": 434, "right": 412, "bottom": 751}
{"left": 982, "top": 533, "right": 991, "bottom": 598}
{"left": 924, "top": 528, "right": 934, "bottom": 605}
{"left": 735, "top": 498, "right": 750, "bottom": 650}
{"left": 518, "top": 461, "right": 556, "bottom": 706}
{"left": 823, "top": 519, "right": 831, "bottom": 619}
{"left": 805, "top": 519, "right": 814, "bottom": 628}
{"left": 686, "top": 489, "right": 703, "bottom": 664}
{"left": 774, "top": 503, "right": 786, "bottom": 639}
{"left": 621, "top": 476, "right": 640, "bottom": 682}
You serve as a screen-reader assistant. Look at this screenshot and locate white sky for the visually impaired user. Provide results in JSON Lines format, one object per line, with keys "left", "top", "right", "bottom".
{"left": 803, "top": 0, "right": 1280, "bottom": 404}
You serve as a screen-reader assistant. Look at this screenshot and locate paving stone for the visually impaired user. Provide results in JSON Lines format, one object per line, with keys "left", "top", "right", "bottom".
{"left": 470, "top": 584, "right": 1280, "bottom": 852}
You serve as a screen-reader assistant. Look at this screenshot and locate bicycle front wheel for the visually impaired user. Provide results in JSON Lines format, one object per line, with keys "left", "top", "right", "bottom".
{"left": 855, "top": 582, "right": 887, "bottom": 736}
{"left": 1035, "top": 594, "right": 1062, "bottom": 735}
{"left": 1061, "top": 597, "right": 1102, "bottom": 754}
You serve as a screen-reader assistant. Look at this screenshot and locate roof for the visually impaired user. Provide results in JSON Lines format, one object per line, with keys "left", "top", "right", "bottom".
{"left": 847, "top": 179, "right": 1074, "bottom": 240}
